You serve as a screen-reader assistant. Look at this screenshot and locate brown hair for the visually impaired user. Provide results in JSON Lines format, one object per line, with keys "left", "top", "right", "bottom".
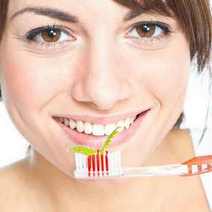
{"left": 0, "top": 0, "right": 211, "bottom": 128}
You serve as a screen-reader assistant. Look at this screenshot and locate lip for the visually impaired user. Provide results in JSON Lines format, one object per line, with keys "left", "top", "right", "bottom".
{"left": 54, "top": 109, "right": 151, "bottom": 149}
{"left": 53, "top": 108, "right": 150, "bottom": 125}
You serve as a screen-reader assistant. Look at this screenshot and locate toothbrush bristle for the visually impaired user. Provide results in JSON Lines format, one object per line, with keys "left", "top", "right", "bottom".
{"left": 87, "top": 150, "right": 109, "bottom": 176}
{"left": 74, "top": 150, "right": 122, "bottom": 178}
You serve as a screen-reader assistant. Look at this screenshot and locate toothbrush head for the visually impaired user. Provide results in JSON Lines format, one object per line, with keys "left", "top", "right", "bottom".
{"left": 74, "top": 150, "right": 123, "bottom": 179}
{"left": 71, "top": 127, "right": 123, "bottom": 179}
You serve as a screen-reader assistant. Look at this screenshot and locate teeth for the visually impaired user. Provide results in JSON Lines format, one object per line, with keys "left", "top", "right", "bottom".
{"left": 125, "top": 117, "right": 135, "bottom": 129}
{"left": 59, "top": 115, "right": 137, "bottom": 136}
{"left": 76, "top": 121, "right": 84, "bottom": 133}
{"left": 84, "top": 122, "right": 92, "bottom": 134}
{"left": 104, "top": 124, "right": 117, "bottom": 136}
{"left": 124, "top": 118, "right": 131, "bottom": 129}
{"left": 69, "top": 119, "right": 76, "bottom": 129}
{"left": 64, "top": 119, "right": 70, "bottom": 127}
{"left": 116, "top": 120, "right": 125, "bottom": 132}
{"left": 92, "top": 124, "right": 105, "bottom": 136}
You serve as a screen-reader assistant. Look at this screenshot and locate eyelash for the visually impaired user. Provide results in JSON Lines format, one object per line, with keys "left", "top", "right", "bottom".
{"left": 24, "top": 21, "right": 172, "bottom": 49}
{"left": 25, "top": 24, "right": 75, "bottom": 49}
{"left": 127, "top": 21, "right": 172, "bottom": 41}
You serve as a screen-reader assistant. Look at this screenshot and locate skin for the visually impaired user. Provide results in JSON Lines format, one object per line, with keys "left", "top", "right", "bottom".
{"left": 0, "top": 0, "right": 210, "bottom": 211}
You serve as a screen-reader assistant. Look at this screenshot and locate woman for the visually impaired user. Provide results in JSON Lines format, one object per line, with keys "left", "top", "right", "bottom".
{"left": 0, "top": 0, "right": 211, "bottom": 211}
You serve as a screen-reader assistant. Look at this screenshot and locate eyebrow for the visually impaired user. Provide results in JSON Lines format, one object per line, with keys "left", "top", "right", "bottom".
{"left": 9, "top": 6, "right": 147, "bottom": 23}
{"left": 123, "top": 7, "right": 147, "bottom": 21}
{"left": 9, "top": 7, "right": 79, "bottom": 23}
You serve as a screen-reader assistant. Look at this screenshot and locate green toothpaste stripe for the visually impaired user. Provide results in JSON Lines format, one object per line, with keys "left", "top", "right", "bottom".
{"left": 71, "top": 127, "right": 121, "bottom": 156}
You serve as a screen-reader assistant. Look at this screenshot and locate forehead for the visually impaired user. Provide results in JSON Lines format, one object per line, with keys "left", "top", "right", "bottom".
{"left": 8, "top": 0, "right": 174, "bottom": 19}
{"left": 8, "top": 0, "right": 134, "bottom": 26}
{"left": 8, "top": 0, "right": 130, "bottom": 16}
{"left": 7, "top": 0, "right": 178, "bottom": 31}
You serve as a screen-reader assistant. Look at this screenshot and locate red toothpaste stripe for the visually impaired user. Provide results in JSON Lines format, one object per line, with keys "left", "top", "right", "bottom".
{"left": 88, "top": 155, "right": 91, "bottom": 177}
{"left": 105, "top": 151, "right": 109, "bottom": 175}
{"left": 101, "top": 153, "right": 104, "bottom": 173}
{"left": 96, "top": 150, "right": 100, "bottom": 176}
{"left": 92, "top": 154, "right": 96, "bottom": 176}
{"left": 87, "top": 150, "right": 109, "bottom": 177}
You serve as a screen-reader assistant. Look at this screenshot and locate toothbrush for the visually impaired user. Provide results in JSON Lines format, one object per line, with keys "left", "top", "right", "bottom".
{"left": 73, "top": 151, "right": 212, "bottom": 179}
{"left": 71, "top": 127, "right": 212, "bottom": 179}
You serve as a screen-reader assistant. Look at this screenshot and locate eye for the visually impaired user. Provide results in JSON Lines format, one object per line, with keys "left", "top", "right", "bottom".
{"left": 132, "top": 23, "right": 159, "bottom": 38}
{"left": 125, "top": 21, "right": 173, "bottom": 50}
{"left": 128, "top": 21, "right": 171, "bottom": 40}
{"left": 25, "top": 24, "right": 76, "bottom": 47}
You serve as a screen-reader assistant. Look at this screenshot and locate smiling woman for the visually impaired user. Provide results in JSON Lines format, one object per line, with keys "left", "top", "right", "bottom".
{"left": 0, "top": 0, "right": 211, "bottom": 211}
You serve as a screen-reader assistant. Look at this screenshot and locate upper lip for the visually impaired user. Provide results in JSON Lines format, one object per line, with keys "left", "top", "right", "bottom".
{"left": 53, "top": 108, "right": 151, "bottom": 125}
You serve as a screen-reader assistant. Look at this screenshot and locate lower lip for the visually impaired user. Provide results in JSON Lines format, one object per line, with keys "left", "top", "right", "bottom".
{"left": 55, "top": 109, "right": 150, "bottom": 149}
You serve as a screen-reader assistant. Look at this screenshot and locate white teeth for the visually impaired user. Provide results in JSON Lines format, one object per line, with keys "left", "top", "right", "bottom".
{"left": 76, "top": 121, "right": 84, "bottom": 133}
{"left": 69, "top": 119, "right": 76, "bottom": 129}
{"left": 64, "top": 119, "right": 70, "bottom": 127}
{"left": 104, "top": 124, "right": 117, "bottom": 136}
{"left": 84, "top": 122, "right": 92, "bottom": 134}
{"left": 92, "top": 124, "right": 105, "bottom": 136}
{"left": 125, "top": 117, "right": 135, "bottom": 129}
{"left": 116, "top": 120, "right": 125, "bottom": 132}
{"left": 59, "top": 115, "right": 138, "bottom": 136}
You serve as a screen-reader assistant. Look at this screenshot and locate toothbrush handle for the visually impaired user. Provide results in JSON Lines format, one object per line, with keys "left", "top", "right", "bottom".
{"left": 122, "top": 164, "right": 188, "bottom": 177}
{"left": 182, "top": 155, "right": 212, "bottom": 176}
{"left": 122, "top": 156, "right": 212, "bottom": 177}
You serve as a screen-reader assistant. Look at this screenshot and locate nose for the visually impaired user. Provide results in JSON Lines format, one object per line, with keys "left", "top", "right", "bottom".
{"left": 71, "top": 41, "right": 131, "bottom": 111}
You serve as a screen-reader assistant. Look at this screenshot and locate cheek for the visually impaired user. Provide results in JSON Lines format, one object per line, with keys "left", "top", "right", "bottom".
{"left": 2, "top": 53, "right": 74, "bottom": 111}
{"left": 3, "top": 59, "right": 48, "bottom": 110}
{"left": 121, "top": 45, "right": 190, "bottom": 106}
{"left": 146, "top": 39, "right": 191, "bottom": 105}
{"left": 147, "top": 55, "right": 190, "bottom": 104}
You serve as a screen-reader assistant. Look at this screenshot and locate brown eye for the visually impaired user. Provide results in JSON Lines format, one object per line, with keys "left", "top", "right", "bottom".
{"left": 135, "top": 23, "right": 156, "bottom": 38}
{"left": 41, "top": 28, "right": 61, "bottom": 42}
{"left": 127, "top": 21, "right": 171, "bottom": 41}
{"left": 25, "top": 25, "right": 76, "bottom": 49}
{"left": 126, "top": 21, "right": 172, "bottom": 50}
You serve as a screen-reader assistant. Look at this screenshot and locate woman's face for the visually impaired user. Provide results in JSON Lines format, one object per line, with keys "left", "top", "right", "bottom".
{"left": 0, "top": 0, "right": 190, "bottom": 177}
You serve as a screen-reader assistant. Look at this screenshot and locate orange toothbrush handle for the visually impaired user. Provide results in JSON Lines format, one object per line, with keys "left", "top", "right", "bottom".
{"left": 182, "top": 155, "right": 212, "bottom": 176}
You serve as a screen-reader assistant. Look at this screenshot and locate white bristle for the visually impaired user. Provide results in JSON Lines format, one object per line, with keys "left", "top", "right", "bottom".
{"left": 82, "top": 154, "right": 87, "bottom": 169}
{"left": 79, "top": 154, "right": 84, "bottom": 170}
{"left": 191, "top": 164, "right": 199, "bottom": 173}
{"left": 108, "top": 152, "right": 112, "bottom": 175}
{"left": 108, "top": 151, "right": 121, "bottom": 176}
{"left": 108, "top": 152, "right": 114, "bottom": 176}
{"left": 202, "top": 163, "right": 208, "bottom": 170}
{"left": 77, "top": 154, "right": 82, "bottom": 170}
{"left": 75, "top": 153, "right": 80, "bottom": 170}
{"left": 117, "top": 151, "right": 122, "bottom": 173}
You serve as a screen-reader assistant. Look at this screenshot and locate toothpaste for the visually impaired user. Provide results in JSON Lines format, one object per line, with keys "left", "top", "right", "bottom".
{"left": 71, "top": 127, "right": 121, "bottom": 156}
